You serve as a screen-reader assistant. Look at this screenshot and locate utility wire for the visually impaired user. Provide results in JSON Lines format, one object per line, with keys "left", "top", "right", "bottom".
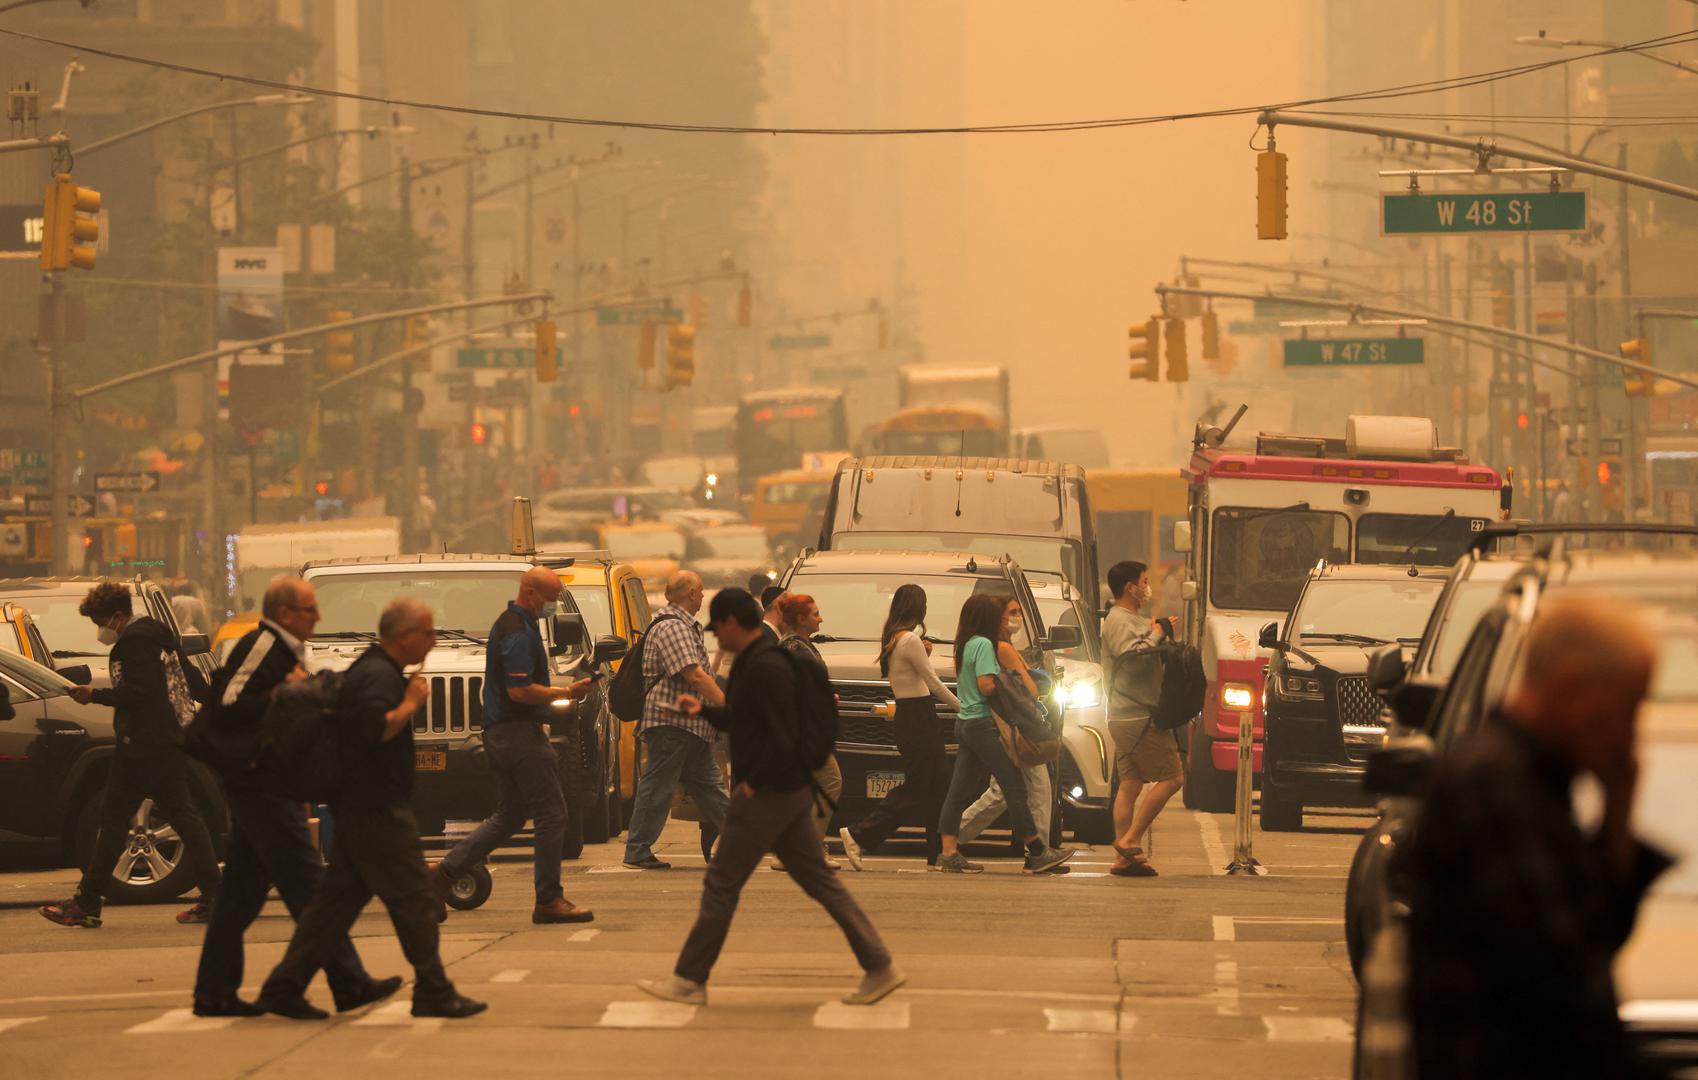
{"left": 0, "top": 23, "right": 1694, "bottom": 137}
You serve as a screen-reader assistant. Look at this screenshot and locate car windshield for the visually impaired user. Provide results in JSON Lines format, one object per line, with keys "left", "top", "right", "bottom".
{"left": 0, "top": 648, "right": 74, "bottom": 698}
{"left": 760, "top": 480, "right": 829, "bottom": 506}
{"left": 605, "top": 527, "right": 686, "bottom": 561}
{"left": 1209, "top": 507, "right": 1351, "bottom": 612}
{"left": 311, "top": 570, "right": 526, "bottom": 636}
{"left": 566, "top": 584, "right": 612, "bottom": 640}
{"left": 12, "top": 594, "right": 106, "bottom": 657}
{"left": 783, "top": 572, "right": 1016, "bottom": 645}
{"left": 688, "top": 530, "right": 770, "bottom": 561}
{"left": 1291, "top": 576, "right": 1444, "bottom": 648}
{"left": 1356, "top": 513, "right": 1492, "bottom": 567}
{"left": 1428, "top": 578, "right": 1509, "bottom": 677}
{"left": 832, "top": 532, "right": 1067, "bottom": 576}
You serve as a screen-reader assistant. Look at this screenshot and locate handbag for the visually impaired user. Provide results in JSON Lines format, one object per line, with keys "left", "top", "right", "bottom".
{"left": 990, "top": 668, "right": 1060, "bottom": 767}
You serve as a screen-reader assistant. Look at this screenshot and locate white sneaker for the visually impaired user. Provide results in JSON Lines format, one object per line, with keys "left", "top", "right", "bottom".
{"left": 838, "top": 826, "right": 864, "bottom": 871}
{"left": 843, "top": 966, "right": 907, "bottom": 1005}
{"left": 637, "top": 975, "right": 706, "bottom": 1006}
{"left": 823, "top": 855, "right": 842, "bottom": 871}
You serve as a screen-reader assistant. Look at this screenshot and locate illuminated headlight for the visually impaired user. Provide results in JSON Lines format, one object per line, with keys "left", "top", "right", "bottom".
{"left": 1275, "top": 673, "right": 1324, "bottom": 701}
{"left": 1057, "top": 675, "right": 1102, "bottom": 710}
{"left": 1221, "top": 682, "right": 1256, "bottom": 711}
{"left": 705, "top": 473, "right": 719, "bottom": 486}
{"left": 550, "top": 697, "right": 573, "bottom": 711}
{"left": 1343, "top": 723, "right": 1387, "bottom": 746}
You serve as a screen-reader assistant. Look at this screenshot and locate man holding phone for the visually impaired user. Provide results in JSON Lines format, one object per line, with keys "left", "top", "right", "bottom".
{"left": 430, "top": 567, "right": 594, "bottom": 925}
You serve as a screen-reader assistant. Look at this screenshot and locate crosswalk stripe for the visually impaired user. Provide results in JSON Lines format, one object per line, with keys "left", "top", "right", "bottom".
{"left": 352, "top": 1000, "right": 442, "bottom": 1031}
{"left": 813, "top": 1000, "right": 909, "bottom": 1030}
{"left": 0, "top": 1017, "right": 44, "bottom": 1035}
{"left": 125, "top": 1009, "right": 235, "bottom": 1034}
{"left": 569, "top": 928, "right": 600, "bottom": 942}
{"left": 490, "top": 970, "right": 530, "bottom": 984}
{"left": 1043, "top": 1007, "right": 1119, "bottom": 1034}
{"left": 598, "top": 1001, "right": 697, "bottom": 1028}
{"left": 1263, "top": 1016, "right": 1353, "bottom": 1043}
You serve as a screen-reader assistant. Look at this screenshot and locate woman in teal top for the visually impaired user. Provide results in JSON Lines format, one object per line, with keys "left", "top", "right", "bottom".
{"left": 934, "top": 593, "right": 1072, "bottom": 875}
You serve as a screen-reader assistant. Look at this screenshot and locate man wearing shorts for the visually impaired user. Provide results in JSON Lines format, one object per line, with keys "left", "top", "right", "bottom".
{"left": 1102, "top": 561, "right": 1179, "bottom": 877}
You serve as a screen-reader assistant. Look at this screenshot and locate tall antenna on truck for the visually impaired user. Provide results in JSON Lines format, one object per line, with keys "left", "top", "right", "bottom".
{"left": 1198, "top": 404, "right": 1249, "bottom": 450}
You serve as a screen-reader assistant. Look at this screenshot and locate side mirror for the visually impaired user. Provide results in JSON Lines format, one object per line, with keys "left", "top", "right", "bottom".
{"left": 1257, "top": 622, "right": 1280, "bottom": 650}
{"left": 179, "top": 632, "right": 211, "bottom": 658}
{"left": 549, "top": 613, "right": 587, "bottom": 657}
{"left": 1172, "top": 520, "right": 1193, "bottom": 554}
{"left": 1040, "top": 624, "right": 1083, "bottom": 651}
{"left": 57, "top": 664, "right": 92, "bottom": 686}
{"left": 1387, "top": 680, "right": 1441, "bottom": 732}
{"left": 1180, "top": 580, "right": 1198, "bottom": 602}
{"left": 1367, "top": 644, "right": 1408, "bottom": 697}
{"left": 592, "top": 634, "right": 629, "bottom": 665}
{"left": 1363, "top": 740, "right": 1434, "bottom": 798}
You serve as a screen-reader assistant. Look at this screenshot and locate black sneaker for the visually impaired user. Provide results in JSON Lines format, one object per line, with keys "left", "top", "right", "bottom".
{"left": 1022, "top": 846, "right": 1076, "bottom": 874}
{"left": 39, "top": 897, "right": 101, "bottom": 928}
{"left": 193, "top": 996, "right": 264, "bottom": 1018}
{"left": 334, "top": 975, "right": 405, "bottom": 1013}
{"left": 412, "top": 993, "right": 488, "bottom": 1019}
{"left": 622, "top": 855, "right": 671, "bottom": 870}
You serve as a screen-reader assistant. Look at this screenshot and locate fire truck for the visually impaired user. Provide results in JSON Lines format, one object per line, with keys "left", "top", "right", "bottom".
{"left": 1175, "top": 411, "right": 1508, "bottom": 812}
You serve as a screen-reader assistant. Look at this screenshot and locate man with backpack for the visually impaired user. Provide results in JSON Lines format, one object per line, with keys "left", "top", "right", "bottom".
{"left": 190, "top": 576, "right": 401, "bottom": 1017}
{"left": 39, "top": 582, "right": 222, "bottom": 929}
{"left": 1102, "top": 560, "right": 1180, "bottom": 878}
{"left": 637, "top": 589, "right": 902, "bottom": 1008}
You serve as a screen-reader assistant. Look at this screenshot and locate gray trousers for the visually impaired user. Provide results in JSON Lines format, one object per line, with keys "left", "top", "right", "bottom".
{"left": 674, "top": 784, "right": 891, "bottom": 985}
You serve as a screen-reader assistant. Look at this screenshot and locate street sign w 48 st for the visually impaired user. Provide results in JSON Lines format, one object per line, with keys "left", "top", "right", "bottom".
{"left": 1382, "top": 191, "right": 1588, "bottom": 236}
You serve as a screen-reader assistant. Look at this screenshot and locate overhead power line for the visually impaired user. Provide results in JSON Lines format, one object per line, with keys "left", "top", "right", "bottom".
{"left": 0, "top": 24, "right": 1695, "bottom": 137}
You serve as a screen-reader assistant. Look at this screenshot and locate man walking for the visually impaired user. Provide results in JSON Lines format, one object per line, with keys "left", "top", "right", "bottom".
{"left": 1101, "top": 560, "right": 1177, "bottom": 877}
{"left": 40, "top": 582, "right": 222, "bottom": 929}
{"left": 258, "top": 598, "right": 485, "bottom": 1020}
{"left": 430, "top": 567, "right": 595, "bottom": 924}
{"left": 622, "top": 571, "right": 729, "bottom": 870}
{"left": 192, "top": 577, "right": 401, "bottom": 1017}
{"left": 1404, "top": 599, "right": 1669, "bottom": 1078}
{"left": 638, "top": 589, "right": 902, "bottom": 1007}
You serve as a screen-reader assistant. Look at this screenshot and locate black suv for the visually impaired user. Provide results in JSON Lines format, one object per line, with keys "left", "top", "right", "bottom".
{"left": 1258, "top": 563, "right": 1448, "bottom": 832}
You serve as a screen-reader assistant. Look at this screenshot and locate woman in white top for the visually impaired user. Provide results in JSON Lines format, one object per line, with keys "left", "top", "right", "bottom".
{"left": 838, "top": 584, "right": 960, "bottom": 870}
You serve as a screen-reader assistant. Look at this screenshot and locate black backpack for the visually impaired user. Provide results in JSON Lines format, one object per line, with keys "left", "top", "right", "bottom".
{"left": 607, "top": 612, "right": 687, "bottom": 722}
{"left": 257, "top": 670, "right": 346, "bottom": 801}
{"left": 1151, "top": 642, "right": 1207, "bottom": 732}
{"left": 776, "top": 647, "right": 839, "bottom": 772}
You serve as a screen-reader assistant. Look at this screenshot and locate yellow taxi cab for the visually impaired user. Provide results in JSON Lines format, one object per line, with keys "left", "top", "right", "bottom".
{"left": 750, "top": 469, "right": 834, "bottom": 547}
{"left": 212, "top": 611, "right": 262, "bottom": 665}
{"left": 0, "top": 602, "right": 53, "bottom": 667}
{"left": 1089, "top": 467, "right": 1190, "bottom": 616}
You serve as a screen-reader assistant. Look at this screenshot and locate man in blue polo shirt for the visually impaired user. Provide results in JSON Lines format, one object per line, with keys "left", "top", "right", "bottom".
{"left": 431, "top": 567, "right": 595, "bottom": 924}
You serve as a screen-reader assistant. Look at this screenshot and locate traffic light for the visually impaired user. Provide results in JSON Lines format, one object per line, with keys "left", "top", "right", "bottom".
{"left": 666, "top": 322, "right": 696, "bottom": 388}
{"left": 326, "top": 309, "right": 354, "bottom": 372}
{"left": 1620, "top": 337, "right": 1655, "bottom": 397}
{"left": 470, "top": 421, "right": 489, "bottom": 447}
{"left": 1164, "top": 317, "right": 1189, "bottom": 382}
{"left": 534, "top": 318, "right": 558, "bottom": 383}
{"left": 1127, "top": 316, "right": 1161, "bottom": 381}
{"left": 1491, "top": 290, "right": 1514, "bottom": 329}
{"left": 403, "top": 314, "right": 431, "bottom": 351}
{"left": 737, "top": 284, "right": 753, "bottom": 328}
{"left": 1201, "top": 311, "right": 1220, "bottom": 360}
{"left": 1256, "top": 151, "right": 1287, "bottom": 240}
{"left": 40, "top": 173, "right": 99, "bottom": 272}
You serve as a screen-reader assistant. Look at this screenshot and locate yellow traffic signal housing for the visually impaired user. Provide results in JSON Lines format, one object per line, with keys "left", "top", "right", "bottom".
{"left": 534, "top": 318, "right": 558, "bottom": 383}
{"left": 40, "top": 173, "right": 100, "bottom": 271}
{"left": 403, "top": 314, "right": 431, "bottom": 351}
{"left": 1200, "top": 311, "right": 1220, "bottom": 360}
{"left": 326, "top": 309, "right": 355, "bottom": 371}
{"left": 1165, "top": 318, "right": 1189, "bottom": 382}
{"left": 1620, "top": 337, "right": 1654, "bottom": 396}
{"left": 666, "top": 323, "right": 696, "bottom": 388}
{"left": 1127, "top": 316, "right": 1161, "bottom": 381}
{"left": 1256, "top": 151, "right": 1287, "bottom": 240}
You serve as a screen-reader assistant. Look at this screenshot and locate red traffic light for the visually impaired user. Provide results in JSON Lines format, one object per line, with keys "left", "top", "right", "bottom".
{"left": 1516, "top": 413, "right": 1530, "bottom": 431}
{"left": 1598, "top": 461, "right": 1613, "bottom": 485}
{"left": 568, "top": 404, "right": 582, "bottom": 418}
{"left": 314, "top": 481, "right": 330, "bottom": 497}
{"left": 470, "top": 421, "right": 489, "bottom": 446}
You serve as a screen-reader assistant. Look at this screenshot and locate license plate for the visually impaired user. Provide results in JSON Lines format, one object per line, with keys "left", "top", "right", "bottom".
{"left": 415, "top": 749, "right": 447, "bottom": 772}
{"left": 866, "top": 771, "right": 904, "bottom": 799}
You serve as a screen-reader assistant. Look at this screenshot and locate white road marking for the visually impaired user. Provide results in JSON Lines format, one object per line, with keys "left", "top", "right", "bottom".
{"left": 1043, "top": 1008, "right": 1119, "bottom": 1034}
{"left": 1263, "top": 1016, "right": 1353, "bottom": 1043}
{"left": 1212, "top": 914, "right": 1342, "bottom": 942}
{"left": 352, "top": 1000, "right": 442, "bottom": 1031}
{"left": 489, "top": 970, "right": 530, "bottom": 984}
{"left": 598, "top": 1001, "right": 698, "bottom": 1028}
{"left": 813, "top": 1000, "right": 910, "bottom": 1030}
{"left": 0, "top": 1017, "right": 44, "bottom": 1035}
{"left": 589, "top": 865, "right": 641, "bottom": 874}
{"left": 1212, "top": 960, "right": 1241, "bottom": 1017}
{"left": 1197, "top": 813, "right": 1229, "bottom": 875}
{"left": 125, "top": 1009, "right": 235, "bottom": 1034}
{"left": 569, "top": 928, "right": 601, "bottom": 942}
{"left": 1212, "top": 915, "right": 1236, "bottom": 942}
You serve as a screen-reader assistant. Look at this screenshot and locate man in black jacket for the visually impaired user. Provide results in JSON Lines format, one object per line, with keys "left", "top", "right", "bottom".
{"left": 258, "top": 597, "right": 485, "bottom": 1020}
{"left": 40, "top": 582, "right": 222, "bottom": 929}
{"left": 190, "top": 576, "right": 401, "bottom": 1017}
{"left": 638, "top": 589, "right": 903, "bottom": 1008}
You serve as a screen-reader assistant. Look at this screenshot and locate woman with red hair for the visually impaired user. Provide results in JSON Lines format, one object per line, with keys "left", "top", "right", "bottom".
{"left": 774, "top": 593, "right": 843, "bottom": 865}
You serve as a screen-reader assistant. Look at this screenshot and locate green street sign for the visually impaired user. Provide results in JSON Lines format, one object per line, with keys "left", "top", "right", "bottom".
{"left": 1283, "top": 337, "right": 1425, "bottom": 367}
{"left": 456, "top": 347, "right": 531, "bottom": 369}
{"left": 1381, "top": 191, "right": 1587, "bottom": 236}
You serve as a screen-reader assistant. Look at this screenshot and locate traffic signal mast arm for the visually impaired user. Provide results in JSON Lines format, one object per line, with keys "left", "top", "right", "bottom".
{"left": 1154, "top": 283, "right": 1698, "bottom": 393}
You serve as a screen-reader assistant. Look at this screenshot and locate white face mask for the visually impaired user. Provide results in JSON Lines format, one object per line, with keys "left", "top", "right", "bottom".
{"left": 96, "top": 620, "right": 120, "bottom": 645}
{"left": 1139, "top": 583, "right": 1153, "bottom": 604}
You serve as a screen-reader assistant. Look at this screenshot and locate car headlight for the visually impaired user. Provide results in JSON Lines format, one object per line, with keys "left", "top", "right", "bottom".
{"left": 550, "top": 697, "right": 573, "bottom": 711}
{"left": 705, "top": 473, "right": 719, "bottom": 486}
{"left": 1057, "top": 674, "right": 1102, "bottom": 711}
{"left": 1220, "top": 681, "right": 1256, "bottom": 711}
{"left": 1275, "top": 672, "right": 1324, "bottom": 701}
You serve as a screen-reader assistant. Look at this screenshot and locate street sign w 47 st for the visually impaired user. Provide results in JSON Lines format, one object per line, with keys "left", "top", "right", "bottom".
{"left": 1382, "top": 191, "right": 1588, "bottom": 236}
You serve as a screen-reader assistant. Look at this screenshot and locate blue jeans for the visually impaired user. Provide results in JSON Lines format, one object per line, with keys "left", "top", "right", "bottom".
{"left": 623, "top": 725, "right": 730, "bottom": 864}
{"left": 937, "top": 715, "right": 1037, "bottom": 841}
{"left": 439, "top": 721, "right": 568, "bottom": 904}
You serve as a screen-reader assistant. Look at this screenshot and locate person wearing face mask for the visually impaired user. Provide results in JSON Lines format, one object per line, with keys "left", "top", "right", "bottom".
{"left": 40, "top": 582, "right": 223, "bottom": 929}
{"left": 1102, "top": 560, "right": 1180, "bottom": 877}
{"left": 428, "top": 566, "right": 595, "bottom": 925}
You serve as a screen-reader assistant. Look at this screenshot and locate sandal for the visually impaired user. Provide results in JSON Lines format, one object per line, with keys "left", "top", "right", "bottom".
{"left": 1110, "top": 849, "right": 1158, "bottom": 878}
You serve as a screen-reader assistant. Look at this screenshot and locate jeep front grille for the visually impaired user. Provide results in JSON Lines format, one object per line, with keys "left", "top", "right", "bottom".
{"left": 418, "top": 674, "right": 485, "bottom": 735}
{"left": 1335, "top": 676, "right": 1378, "bottom": 729}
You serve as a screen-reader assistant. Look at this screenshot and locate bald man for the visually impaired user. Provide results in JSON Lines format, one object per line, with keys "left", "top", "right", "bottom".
{"left": 1405, "top": 597, "right": 1671, "bottom": 1079}
{"left": 431, "top": 567, "right": 594, "bottom": 924}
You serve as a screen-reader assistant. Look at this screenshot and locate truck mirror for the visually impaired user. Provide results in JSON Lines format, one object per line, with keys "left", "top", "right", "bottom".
{"left": 549, "top": 613, "right": 586, "bottom": 657}
{"left": 592, "top": 635, "right": 629, "bottom": 665}
{"left": 57, "top": 664, "right": 92, "bottom": 686}
{"left": 1257, "top": 622, "right": 1280, "bottom": 650}
{"left": 1172, "top": 520, "right": 1193, "bottom": 553}
{"left": 1367, "top": 644, "right": 1408, "bottom": 696}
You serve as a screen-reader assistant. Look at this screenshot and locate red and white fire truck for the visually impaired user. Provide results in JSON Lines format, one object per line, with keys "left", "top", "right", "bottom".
{"left": 1175, "top": 411, "right": 1508, "bottom": 811}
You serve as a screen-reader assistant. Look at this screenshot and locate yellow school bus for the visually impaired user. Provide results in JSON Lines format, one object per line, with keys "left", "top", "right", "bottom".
{"left": 1090, "top": 468, "right": 1190, "bottom": 617}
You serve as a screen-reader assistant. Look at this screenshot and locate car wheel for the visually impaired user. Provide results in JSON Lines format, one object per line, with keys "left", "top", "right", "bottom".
{"left": 1181, "top": 722, "right": 1235, "bottom": 813}
{"left": 1258, "top": 780, "right": 1303, "bottom": 832}
{"left": 581, "top": 713, "right": 612, "bottom": 846}
{"left": 556, "top": 731, "right": 586, "bottom": 861}
{"left": 605, "top": 721, "right": 625, "bottom": 838}
{"left": 74, "top": 794, "right": 194, "bottom": 904}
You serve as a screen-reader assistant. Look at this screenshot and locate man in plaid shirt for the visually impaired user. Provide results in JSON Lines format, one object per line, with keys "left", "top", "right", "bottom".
{"left": 622, "top": 571, "right": 730, "bottom": 870}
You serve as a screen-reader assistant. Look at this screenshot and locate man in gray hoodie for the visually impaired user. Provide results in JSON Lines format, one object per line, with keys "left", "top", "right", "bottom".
{"left": 1102, "top": 560, "right": 1178, "bottom": 877}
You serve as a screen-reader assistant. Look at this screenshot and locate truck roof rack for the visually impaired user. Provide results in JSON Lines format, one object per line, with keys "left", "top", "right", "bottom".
{"left": 1469, "top": 521, "right": 1698, "bottom": 554}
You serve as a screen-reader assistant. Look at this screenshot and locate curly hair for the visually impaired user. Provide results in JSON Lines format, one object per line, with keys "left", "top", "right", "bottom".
{"left": 78, "top": 581, "right": 134, "bottom": 623}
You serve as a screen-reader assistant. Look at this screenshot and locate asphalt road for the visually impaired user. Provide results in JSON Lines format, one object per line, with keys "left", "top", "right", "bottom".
{"left": 0, "top": 806, "right": 1368, "bottom": 1079}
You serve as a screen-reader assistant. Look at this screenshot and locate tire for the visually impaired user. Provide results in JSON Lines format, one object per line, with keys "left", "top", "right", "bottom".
{"left": 1258, "top": 779, "right": 1303, "bottom": 832}
{"left": 556, "top": 732, "right": 586, "bottom": 862}
{"left": 605, "top": 720, "right": 625, "bottom": 839}
{"left": 445, "top": 864, "right": 493, "bottom": 910}
{"left": 74, "top": 793, "right": 195, "bottom": 904}
{"left": 581, "top": 712, "right": 612, "bottom": 845}
{"left": 1182, "top": 722, "right": 1235, "bottom": 812}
